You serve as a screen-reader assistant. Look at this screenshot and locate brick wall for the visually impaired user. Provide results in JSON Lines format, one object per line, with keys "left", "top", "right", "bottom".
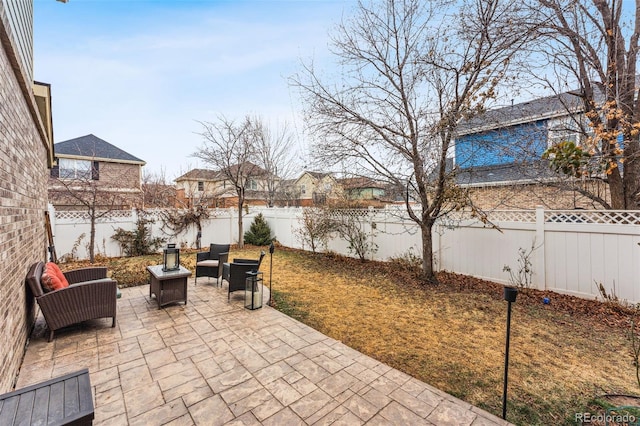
{"left": 0, "top": 31, "right": 49, "bottom": 391}
{"left": 468, "top": 181, "right": 612, "bottom": 210}
{"left": 48, "top": 162, "right": 143, "bottom": 210}
{"left": 98, "top": 161, "right": 141, "bottom": 190}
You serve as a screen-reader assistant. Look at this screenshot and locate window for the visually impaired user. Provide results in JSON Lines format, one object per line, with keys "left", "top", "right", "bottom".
{"left": 300, "top": 184, "right": 306, "bottom": 194}
{"left": 198, "top": 181, "right": 204, "bottom": 192}
{"left": 547, "top": 120, "right": 581, "bottom": 147}
{"left": 58, "top": 158, "right": 96, "bottom": 180}
{"left": 247, "top": 179, "right": 257, "bottom": 190}
{"left": 548, "top": 128, "right": 579, "bottom": 147}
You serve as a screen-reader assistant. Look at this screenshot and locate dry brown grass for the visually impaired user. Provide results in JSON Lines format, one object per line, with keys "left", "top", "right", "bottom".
{"left": 61, "top": 246, "right": 638, "bottom": 425}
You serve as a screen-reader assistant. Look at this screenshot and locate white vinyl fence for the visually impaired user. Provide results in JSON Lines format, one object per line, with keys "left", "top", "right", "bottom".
{"left": 49, "top": 205, "right": 640, "bottom": 303}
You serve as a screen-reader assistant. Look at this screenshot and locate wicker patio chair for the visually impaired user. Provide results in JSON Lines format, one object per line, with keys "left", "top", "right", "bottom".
{"left": 222, "top": 251, "right": 265, "bottom": 300}
{"left": 195, "top": 243, "right": 230, "bottom": 285}
{"left": 26, "top": 262, "right": 118, "bottom": 342}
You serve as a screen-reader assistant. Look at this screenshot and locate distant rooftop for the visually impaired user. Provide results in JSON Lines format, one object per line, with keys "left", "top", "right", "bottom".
{"left": 175, "top": 162, "right": 270, "bottom": 182}
{"left": 55, "top": 134, "right": 145, "bottom": 164}
{"left": 456, "top": 91, "right": 588, "bottom": 135}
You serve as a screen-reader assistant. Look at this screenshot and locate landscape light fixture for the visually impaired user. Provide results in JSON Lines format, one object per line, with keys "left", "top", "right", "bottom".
{"left": 502, "top": 286, "right": 518, "bottom": 420}
{"left": 268, "top": 241, "right": 275, "bottom": 306}
{"left": 162, "top": 243, "right": 180, "bottom": 272}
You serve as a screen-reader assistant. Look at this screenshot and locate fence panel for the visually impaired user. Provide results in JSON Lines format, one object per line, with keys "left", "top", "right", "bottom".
{"left": 543, "top": 222, "right": 640, "bottom": 302}
{"left": 50, "top": 205, "right": 640, "bottom": 303}
{"left": 438, "top": 221, "right": 537, "bottom": 286}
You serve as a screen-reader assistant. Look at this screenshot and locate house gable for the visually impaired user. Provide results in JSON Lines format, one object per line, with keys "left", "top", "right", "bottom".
{"left": 54, "top": 134, "right": 145, "bottom": 165}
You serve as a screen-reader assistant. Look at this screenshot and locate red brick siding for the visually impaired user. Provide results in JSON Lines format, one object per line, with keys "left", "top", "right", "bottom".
{"left": 467, "top": 181, "right": 611, "bottom": 210}
{"left": 0, "top": 38, "right": 49, "bottom": 392}
{"left": 48, "top": 162, "right": 143, "bottom": 210}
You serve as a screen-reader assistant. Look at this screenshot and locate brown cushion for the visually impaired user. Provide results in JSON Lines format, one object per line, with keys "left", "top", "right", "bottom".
{"left": 197, "top": 260, "right": 219, "bottom": 267}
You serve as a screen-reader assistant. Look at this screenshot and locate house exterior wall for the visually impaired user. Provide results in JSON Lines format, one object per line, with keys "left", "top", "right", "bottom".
{"left": 48, "top": 161, "right": 143, "bottom": 210}
{"left": 176, "top": 176, "right": 270, "bottom": 208}
{"left": 455, "top": 120, "right": 548, "bottom": 168}
{"left": 347, "top": 187, "right": 385, "bottom": 200}
{"left": 0, "top": 2, "right": 49, "bottom": 393}
{"left": 468, "top": 181, "right": 611, "bottom": 210}
{"left": 296, "top": 173, "right": 342, "bottom": 204}
{"left": 2, "top": 0, "right": 32, "bottom": 82}
{"left": 99, "top": 162, "right": 141, "bottom": 190}
{"left": 296, "top": 173, "right": 316, "bottom": 200}
{"left": 175, "top": 178, "right": 221, "bottom": 201}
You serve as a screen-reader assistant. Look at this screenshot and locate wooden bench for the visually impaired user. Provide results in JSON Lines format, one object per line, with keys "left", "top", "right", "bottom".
{"left": 0, "top": 369, "right": 94, "bottom": 425}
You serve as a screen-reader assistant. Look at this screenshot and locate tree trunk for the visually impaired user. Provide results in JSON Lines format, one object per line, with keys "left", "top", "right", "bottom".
{"left": 237, "top": 197, "right": 244, "bottom": 249}
{"left": 420, "top": 221, "right": 437, "bottom": 284}
{"left": 623, "top": 138, "right": 640, "bottom": 209}
{"left": 608, "top": 168, "right": 625, "bottom": 209}
{"left": 89, "top": 211, "right": 96, "bottom": 264}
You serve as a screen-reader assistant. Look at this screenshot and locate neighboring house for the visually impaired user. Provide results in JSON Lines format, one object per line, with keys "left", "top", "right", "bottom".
{"left": 339, "top": 177, "right": 387, "bottom": 202}
{"left": 142, "top": 182, "right": 177, "bottom": 209}
{"left": 452, "top": 91, "right": 610, "bottom": 210}
{"left": 175, "top": 162, "right": 272, "bottom": 208}
{"left": 0, "top": 1, "right": 56, "bottom": 393}
{"left": 294, "top": 171, "right": 342, "bottom": 206}
{"left": 274, "top": 178, "right": 301, "bottom": 207}
{"left": 48, "top": 134, "right": 146, "bottom": 210}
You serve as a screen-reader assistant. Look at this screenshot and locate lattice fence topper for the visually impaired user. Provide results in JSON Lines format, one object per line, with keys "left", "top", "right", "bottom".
{"left": 441, "top": 209, "right": 640, "bottom": 225}
{"left": 487, "top": 210, "right": 537, "bottom": 223}
{"left": 545, "top": 210, "right": 640, "bottom": 225}
{"left": 324, "top": 208, "right": 376, "bottom": 219}
{"left": 55, "top": 209, "right": 135, "bottom": 221}
{"left": 436, "top": 209, "right": 537, "bottom": 225}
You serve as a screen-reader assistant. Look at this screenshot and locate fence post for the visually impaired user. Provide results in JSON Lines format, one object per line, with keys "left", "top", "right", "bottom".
{"left": 534, "top": 206, "right": 546, "bottom": 291}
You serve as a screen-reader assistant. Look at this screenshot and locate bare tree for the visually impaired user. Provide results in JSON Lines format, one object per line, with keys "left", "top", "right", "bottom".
{"left": 292, "top": 0, "right": 531, "bottom": 282}
{"left": 194, "top": 115, "right": 261, "bottom": 248}
{"left": 295, "top": 207, "right": 335, "bottom": 252}
{"left": 530, "top": 0, "right": 640, "bottom": 209}
{"left": 142, "top": 168, "right": 176, "bottom": 209}
{"left": 49, "top": 160, "right": 140, "bottom": 263}
{"left": 253, "top": 118, "right": 300, "bottom": 207}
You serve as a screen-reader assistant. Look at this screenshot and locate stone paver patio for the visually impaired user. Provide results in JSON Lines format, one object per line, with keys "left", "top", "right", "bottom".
{"left": 16, "top": 277, "right": 511, "bottom": 425}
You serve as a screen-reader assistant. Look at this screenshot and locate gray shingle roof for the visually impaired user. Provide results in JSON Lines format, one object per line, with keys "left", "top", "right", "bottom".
{"left": 455, "top": 160, "right": 557, "bottom": 186}
{"left": 305, "top": 171, "right": 333, "bottom": 179}
{"left": 175, "top": 168, "right": 221, "bottom": 181}
{"left": 457, "top": 91, "right": 586, "bottom": 135}
{"left": 54, "top": 134, "right": 145, "bottom": 164}
{"left": 175, "top": 162, "right": 270, "bottom": 182}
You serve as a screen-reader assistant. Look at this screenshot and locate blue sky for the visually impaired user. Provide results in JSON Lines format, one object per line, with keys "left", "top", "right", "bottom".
{"left": 34, "top": 0, "right": 353, "bottom": 180}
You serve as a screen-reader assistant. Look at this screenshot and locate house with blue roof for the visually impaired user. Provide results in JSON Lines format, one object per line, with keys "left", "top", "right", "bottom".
{"left": 48, "top": 134, "right": 146, "bottom": 210}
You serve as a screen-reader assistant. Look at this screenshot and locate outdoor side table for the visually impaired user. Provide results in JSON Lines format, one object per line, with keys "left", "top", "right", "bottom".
{"left": 0, "top": 368, "right": 94, "bottom": 426}
{"left": 147, "top": 265, "right": 191, "bottom": 309}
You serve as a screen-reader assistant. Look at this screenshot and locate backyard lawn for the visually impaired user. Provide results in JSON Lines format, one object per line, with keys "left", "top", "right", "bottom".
{"left": 63, "top": 245, "right": 638, "bottom": 425}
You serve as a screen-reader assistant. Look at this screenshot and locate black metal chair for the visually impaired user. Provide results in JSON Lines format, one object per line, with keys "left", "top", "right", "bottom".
{"left": 222, "top": 251, "right": 265, "bottom": 300}
{"left": 195, "top": 243, "right": 230, "bottom": 286}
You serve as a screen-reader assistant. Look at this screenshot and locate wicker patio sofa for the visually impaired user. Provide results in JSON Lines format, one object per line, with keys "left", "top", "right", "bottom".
{"left": 26, "top": 261, "right": 118, "bottom": 342}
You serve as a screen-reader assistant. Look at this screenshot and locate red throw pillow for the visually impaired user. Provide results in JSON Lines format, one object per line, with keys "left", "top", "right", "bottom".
{"left": 44, "top": 262, "right": 69, "bottom": 291}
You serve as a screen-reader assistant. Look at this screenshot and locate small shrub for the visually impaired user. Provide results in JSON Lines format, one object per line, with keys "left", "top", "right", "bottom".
{"left": 112, "top": 213, "right": 165, "bottom": 257}
{"left": 503, "top": 243, "right": 535, "bottom": 289}
{"left": 295, "top": 207, "right": 335, "bottom": 253}
{"left": 331, "top": 212, "right": 377, "bottom": 261}
{"left": 244, "top": 213, "right": 275, "bottom": 246}
{"left": 389, "top": 249, "right": 422, "bottom": 277}
{"left": 59, "top": 233, "right": 85, "bottom": 263}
